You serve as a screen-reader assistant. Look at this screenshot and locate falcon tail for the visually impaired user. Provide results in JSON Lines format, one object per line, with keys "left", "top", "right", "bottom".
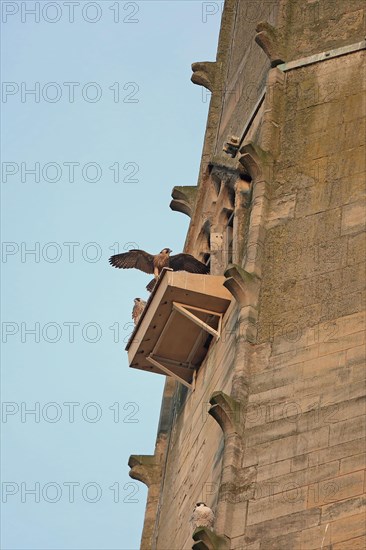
{"left": 146, "top": 278, "right": 156, "bottom": 293}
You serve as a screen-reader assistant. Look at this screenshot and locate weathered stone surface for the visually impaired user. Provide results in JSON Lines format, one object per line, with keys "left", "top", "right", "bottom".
{"left": 254, "top": 461, "right": 339, "bottom": 499}
{"left": 329, "top": 415, "right": 366, "bottom": 446}
{"left": 135, "top": 2, "right": 366, "bottom": 548}
{"left": 307, "top": 438, "right": 365, "bottom": 469}
{"left": 300, "top": 512, "right": 366, "bottom": 548}
{"left": 246, "top": 487, "right": 303, "bottom": 526}
{"left": 341, "top": 200, "right": 366, "bottom": 235}
{"left": 331, "top": 535, "right": 366, "bottom": 549}
{"left": 307, "top": 470, "right": 365, "bottom": 507}
{"left": 339, "top": 452, "right": 366, "bottom": 474}
{"left": 170, "top": 185, "right": 198, "bottom": 218}
{"left": 245, "top": 508, "right": 321, "bottom": 540}
{"left": 321, "top": 494, "right": 366, "bottom": 523}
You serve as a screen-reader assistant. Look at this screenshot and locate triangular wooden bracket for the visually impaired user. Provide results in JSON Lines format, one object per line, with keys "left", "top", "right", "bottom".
{"left": 192, "top": 527, "right": 230, "bottom": 550}
{"left": 239, "top": 141, "right": 272, "bottom": 181}
{"left": 223, "top": 264, "right": 260, "bottom": 308}
{"left": 255, "top": 21, "right": 286, "bottom": 67}
{"left": 173, "top": 302, "right": 222, "bottom": 340}
{"left": 191, "top": 61, "right": 220, "bottom": 92}
{"left": 128, "top": 454, "right": 161, "bottom": 487}
{"left": 147, "top": 354, "right": 193, "bottom": 389}
{"left": 170, "top": 185, "right": 198, "bottom": 218}
{"left": 209, "top": 391, "right": 243, "bottom": 436}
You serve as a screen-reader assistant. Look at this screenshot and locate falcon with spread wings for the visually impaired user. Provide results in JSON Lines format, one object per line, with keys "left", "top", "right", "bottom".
{"left": 109, "top": 247, "right": 209, "bottom": 291}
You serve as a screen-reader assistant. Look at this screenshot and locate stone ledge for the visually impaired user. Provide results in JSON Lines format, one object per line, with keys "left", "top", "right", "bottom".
{"left": 192, "top": 527, "right": 230, "bottom": 550}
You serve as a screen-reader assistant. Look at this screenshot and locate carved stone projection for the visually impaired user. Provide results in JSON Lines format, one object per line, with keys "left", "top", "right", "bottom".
{"left": 191, "top": 61, "right": 221, "bottom": 92}
{"left": 128, "top": 454, "right": 161, "bottom": 487}
{"left": 128, "top": 454, "right": 162, "bottom": 550}
{"left": 224, "top": 264, "right": 260, "bottom": 309}
{"left": 192, "top": 527, "right": 230, "bottom": 550}
{"left": 170, "top": 185, "right": 198, "bottom": 218}
{"left": 233, "top": 178, "right": 252, "bottom": 264}
{"left": 239, "top": 141, "right": 272, "bottom": 182}
{"left": 204, "top": 158, "right": 251, "bottom": 276}
{"left": 209, "top": 391, "right": 244, "bottom": 437}
{"left": 255, "top": 21, "right": 285, "bottom": 67}
{"left": 208, "top": 391, "right": 246, "bottom": 537}
{"left": 209, "top": 157, "right": 243, "bottom": 190}
{"left": 238, "top": 141, "right": 273, "bottom": 279}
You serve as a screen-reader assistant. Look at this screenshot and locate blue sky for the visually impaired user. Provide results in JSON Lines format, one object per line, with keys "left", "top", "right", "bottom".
{"left": 1, "top": 1, "right": 222, "bottom": 548}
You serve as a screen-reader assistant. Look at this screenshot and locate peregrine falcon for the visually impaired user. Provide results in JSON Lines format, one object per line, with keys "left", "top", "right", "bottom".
{"left": 132, "top": 298, "right": 146, "bottom": 325}
{"left": 190, "top": 502, "right": 214, "bottom": 531}
{"left": 109, "top": 247, "right": 209, "bottom": 291}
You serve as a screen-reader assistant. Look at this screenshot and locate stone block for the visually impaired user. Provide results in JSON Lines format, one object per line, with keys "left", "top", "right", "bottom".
{"left": 334, "top": 146, "right": 365, "bottom": 179}
{"left": 266, "top": 194, "right": 297, "bottom": 229}
{"left": 255, "top": 461, "right": 339, "bottom": 500}
{"left": 329, "top": 415, "right": 366, "bottom": 446}
{"left": 341, "top": 201, "right": 366, "bottom": 235}
{"left": 256, "top": 458, "right": 292, "bottom": 482}
{"left": 318, "top": 330, "right": 365, "bottom": 357}
{"left": 307, "top": 470, "right": 364, "bottom": 508}
{"left": 231, "top": 536, "right": 260, "bottom": 550}
{"left": 346, "top": 344, "right": 366, "bottom": 367}
{"left": 321, "top": 494, "right": 366, "bottom": 523}
{"left": 329, "top": 512, "right": 366, "bottom": 543}
{"left": 292, "top": 454, "right": 309, "bottom": 473}
{"left": 343, "top": 93, "right": 366, "bottom": 122}
{"left": 298, "top": 522, "right": 332, "bottom": 549}
{"left": 340, "top": 452, "right": 366, "bottom": 474}
{"left": 344, "top": 117, "right": 366, "bottom": 149}
{"left": 320, "top": 382, "right": 366, "bottom": 411}
{"left": 347, "top": 232, "right": 366, "bottom": 266}
{"left": 332, "top": 535, "right": 366, "bottom": 549}
{"left": 259, "top": 531, "right": 301, "bottom": 549}
{"left": 307, "top": 438, "right": 365, "bottom": 468}
{"left": 320, "top": 290, "right": 364, "bottom": 321}
{"left": 247, "top": 485, "right": 308, "bottom": 525}
{"left": 342, "top": 263, "right": 366, "bottom": 293}
{"left": 245, "top": 508, "right": 320, "bottom": 539}
{"left": 270, "top": 343, "right": 319, "bottom": 369}
{"left": 252, "top": 426, "right": 330, "bottom": 466}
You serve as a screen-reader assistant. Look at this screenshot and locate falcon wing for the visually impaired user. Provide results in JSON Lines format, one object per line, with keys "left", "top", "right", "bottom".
{"left": 132, "top": 304, "right": 139, "bottom": 324}
{"left": 132, "top": 301, "right": 146, "bottom": 325}
{"left": 169, "top": 253, "right": 209, "bottom": 274}
{"left": 109, "top": 249, "right": 155, "bottom": 274}
{"left": 146, "top": 278, "right": 156, "bottom": 293}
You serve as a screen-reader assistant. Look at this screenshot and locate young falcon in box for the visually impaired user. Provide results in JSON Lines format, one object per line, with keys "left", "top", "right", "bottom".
{"left": 109, "top": 247, "right": 209, "bottom": 292}
{"left": 132, "top": 298, "right": 146, "bottom": 325}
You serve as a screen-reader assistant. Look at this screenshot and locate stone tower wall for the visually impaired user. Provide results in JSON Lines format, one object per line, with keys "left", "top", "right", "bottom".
{"left": 130, "top": 1, "right": 366, "bottom": 548}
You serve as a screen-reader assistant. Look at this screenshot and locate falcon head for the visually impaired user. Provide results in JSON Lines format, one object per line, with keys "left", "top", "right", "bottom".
{"left": 160, "top": 248, "right": 172, "bottom": 255}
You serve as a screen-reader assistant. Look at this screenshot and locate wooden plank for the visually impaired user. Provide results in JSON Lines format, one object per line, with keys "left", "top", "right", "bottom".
{"left": 146, "top": 355, "right": 192, "bottom": 389}
{"left": 173, "top": 302, "right": 221, "bottom": 339}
